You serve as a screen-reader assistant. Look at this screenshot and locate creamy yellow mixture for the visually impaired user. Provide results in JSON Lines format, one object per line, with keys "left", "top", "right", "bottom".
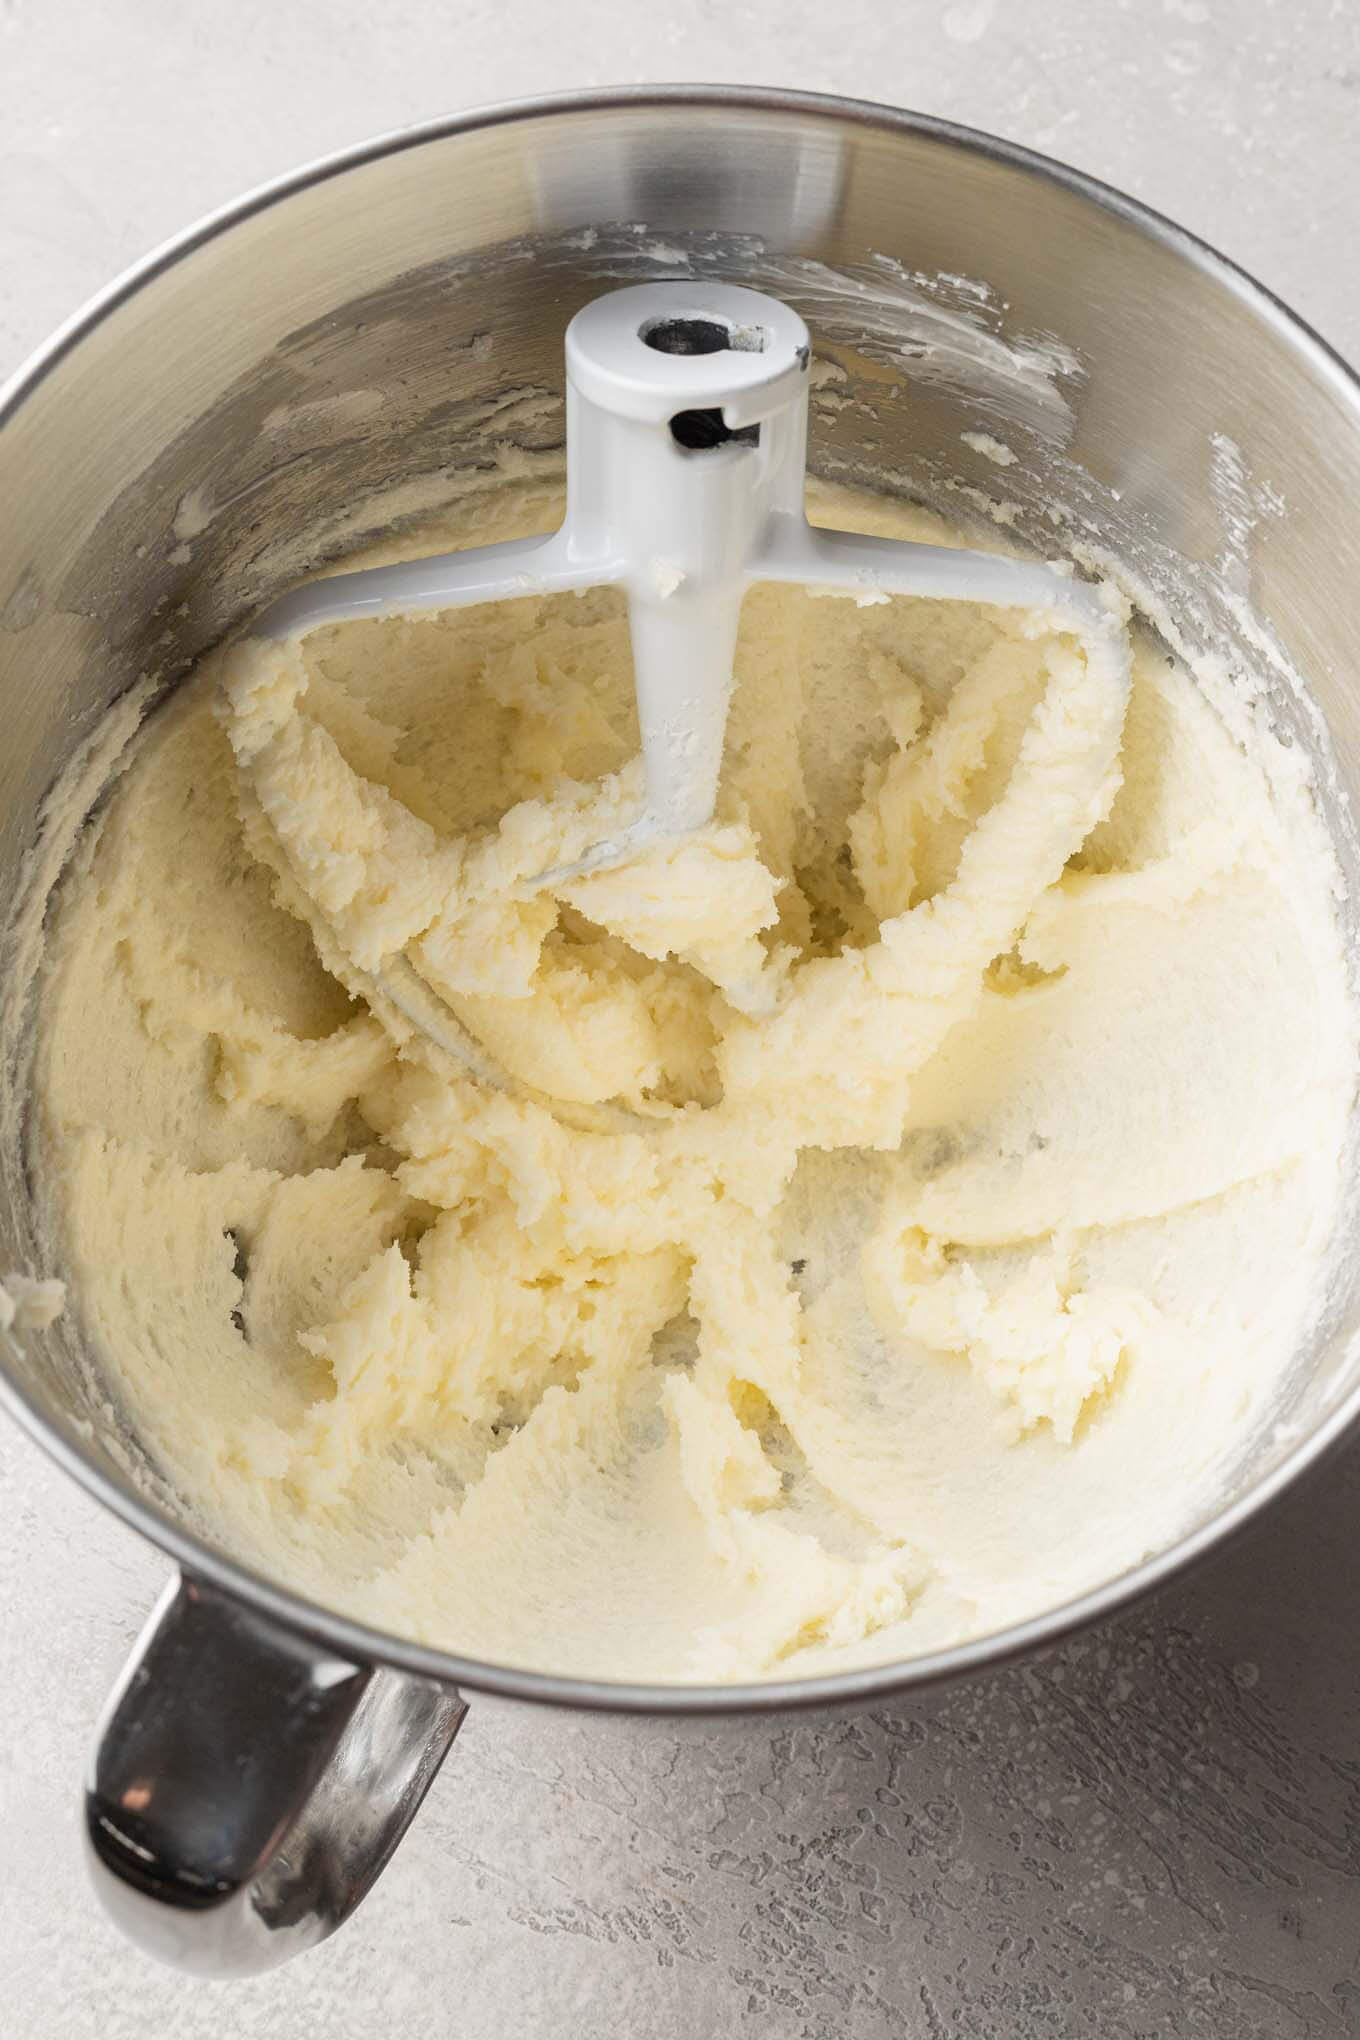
{"left": 35, "top": 478, "right": 1354, "bottom": 1682}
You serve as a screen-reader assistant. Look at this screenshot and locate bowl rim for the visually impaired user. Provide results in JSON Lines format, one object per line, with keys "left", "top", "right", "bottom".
{"left": 4, "top": 81, "right": 1359, "bottom": 1717}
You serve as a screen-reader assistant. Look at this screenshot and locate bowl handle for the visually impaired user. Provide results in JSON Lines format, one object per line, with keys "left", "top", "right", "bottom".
{"left": 83, "top": 1570, "right": 466, "bottom": 1974}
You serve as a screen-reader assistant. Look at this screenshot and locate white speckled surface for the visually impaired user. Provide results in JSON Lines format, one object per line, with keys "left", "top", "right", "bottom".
{"left": 5, "top": 3, "right": 1360, "bottom": 2033}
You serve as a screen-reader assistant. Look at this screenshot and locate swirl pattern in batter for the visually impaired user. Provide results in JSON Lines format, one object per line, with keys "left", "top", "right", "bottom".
{"left": 35, "top": 479, "right": 1355, "bottom": 1681}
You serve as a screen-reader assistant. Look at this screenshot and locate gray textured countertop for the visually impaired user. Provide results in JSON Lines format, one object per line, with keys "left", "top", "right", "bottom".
{"left": 4, "top": 4, "right": 1360, "bottom": 2034}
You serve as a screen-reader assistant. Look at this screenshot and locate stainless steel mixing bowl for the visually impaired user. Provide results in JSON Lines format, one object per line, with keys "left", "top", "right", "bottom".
{"left": 3, "top": 86, "right": 1359, "bottom": 1977}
